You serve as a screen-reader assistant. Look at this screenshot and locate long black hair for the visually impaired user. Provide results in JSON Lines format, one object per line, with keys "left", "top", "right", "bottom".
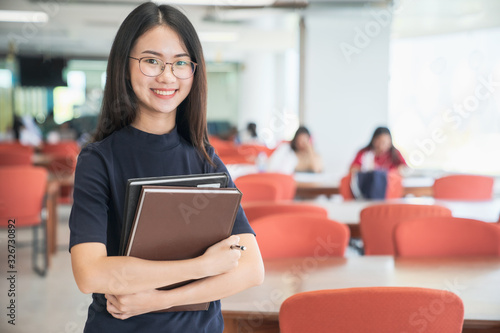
{"left": 363, "top": 126, "right": 403, "bottom": 165}
{"left": 290, "top": 126, "right": 311, "bottom": 152}
{"left": 94, "top": 2, "right": 211, "bottom": 163}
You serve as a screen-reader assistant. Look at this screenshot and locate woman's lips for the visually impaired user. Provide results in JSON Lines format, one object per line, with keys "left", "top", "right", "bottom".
{"left": 151, "top": 89, "right": 176, "bottom": 98}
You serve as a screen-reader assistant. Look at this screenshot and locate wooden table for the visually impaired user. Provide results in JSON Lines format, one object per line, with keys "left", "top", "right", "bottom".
{"left": 307, "top": 197, "right": 500, "bottom": 238}
{"left": 45, "top": 174, "right": 74, "bottom": 257}
{"left": 33, "top": 153, "right": 54, "bottom": 167}
{"left": 45, "top": 179, "right": 59, "bottom": 266}
{"left": 295, "top": 175, "right": 436, "bottom": 199}
{"left": 221, "top": 256, "right": 500, "bottom": 333}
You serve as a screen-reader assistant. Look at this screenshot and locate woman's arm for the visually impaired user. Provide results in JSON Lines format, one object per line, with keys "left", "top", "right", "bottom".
{"left": 105, "top": 233, "right": 264, "bottom": 319}
{"left": 301, "top": 143, "right": 323, "bottom": 173}
{"left": 71, "top": 235, "right": 242, "bottom": 295}
{"left": 349, "top": 165, "right": 360, "bottom": 174}
{"left": 309, "top": 151, "right": 323, "bottom": 173}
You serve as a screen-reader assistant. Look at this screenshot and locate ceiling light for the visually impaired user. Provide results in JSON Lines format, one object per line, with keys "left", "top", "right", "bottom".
{"left": 0, "top": 10, "right": 49, "bottom": 23}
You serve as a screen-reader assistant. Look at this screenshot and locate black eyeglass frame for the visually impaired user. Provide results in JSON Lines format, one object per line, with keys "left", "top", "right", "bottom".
{"left": 129, "top": 56, "right": 197, "bottom": 79}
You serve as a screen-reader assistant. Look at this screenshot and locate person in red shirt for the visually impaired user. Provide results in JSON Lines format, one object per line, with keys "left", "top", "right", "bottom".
{"left": 350, "top": 126, "right": 406, "bottom": 173}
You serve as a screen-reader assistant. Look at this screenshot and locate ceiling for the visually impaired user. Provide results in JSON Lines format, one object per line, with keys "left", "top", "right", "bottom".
{"left": 1, "top": 0, "right": 500, "bottom": 59}
{"left": 0, "top": 0, "right": 306, "bottom": 59}
{"left": 392, "top": 0, "right": 500, "bottom": 38}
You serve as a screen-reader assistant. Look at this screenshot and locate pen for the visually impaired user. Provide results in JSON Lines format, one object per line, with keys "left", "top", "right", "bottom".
{"left": 230, "top": 244, "right": 246, "bottom": 251}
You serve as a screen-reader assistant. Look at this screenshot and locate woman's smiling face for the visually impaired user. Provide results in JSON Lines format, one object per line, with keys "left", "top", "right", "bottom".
{"left": 129, "top": 25, "right": 194, "bottom": 119}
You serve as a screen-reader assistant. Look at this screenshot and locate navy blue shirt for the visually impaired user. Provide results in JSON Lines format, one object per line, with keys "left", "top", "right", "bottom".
{"left": 69, "top": 125, "right": 254, "bottom": 333}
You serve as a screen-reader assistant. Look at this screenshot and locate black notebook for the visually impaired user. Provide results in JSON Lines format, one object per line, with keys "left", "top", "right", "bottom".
{"left": 119, "top": 172, "right": 229, "bottom": 255}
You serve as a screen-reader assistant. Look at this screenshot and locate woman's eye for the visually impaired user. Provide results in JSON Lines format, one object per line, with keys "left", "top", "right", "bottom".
{"left": 175, "top": 61, "right": 188, "bottom": 66}
{"left": 145, "top": 58, "right": 160, "bottom": 65}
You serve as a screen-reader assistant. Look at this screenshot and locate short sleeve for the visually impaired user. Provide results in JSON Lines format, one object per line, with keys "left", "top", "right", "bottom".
{"left": 395, "top": 149, "right": 407, "bottom": 167}
{"left": 350, "top": 149, "right": 365, "bottom": 169}
{"left": 69, "top": 144, "right": 111, "bottom": 251}
{"left": 207, "top": 148, "right": 255, "bottom": 236}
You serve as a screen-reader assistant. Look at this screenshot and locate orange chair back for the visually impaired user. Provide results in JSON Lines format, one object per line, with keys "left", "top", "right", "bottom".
{"left": 433, "top": 174, "right": 494, "bottom": 200}
{"left": 339, "top": 174, "right": 353, "bottom": 199}
{"left": 0, "top": 166, "right": 48, "bottom": 227}
{"left": 236, "top": 172, "right": 296, "bottom": 201}
{"left": 239, "top": 144, "right": 274, "bottom": 157}
{"left": 41, "top": 141, "right": 79, "bottom": 176}
{"left": 0, "top": 148, "right": 33, "bottom": 166}
{"left": 0, "top": 142, "right": 34, "bottom": 151}
{"left": 0, "top": 142, "right": 27, "bottom": 149}
{"left": 395, "top": 216, "right": 500, "bottom": 257}
{"left": 339, "top": 170, "right": 403, "bottom": 200}
{"left": 219, "top": 153, "right": 254, "bottom": 165}
{"left": 242, "top": 202, "right": 327, "bottom": 223}
{"left": 41, "top": 141, "right": 80, "bottom": 156}
{"left": 386, "top": 170, "right": 404, "bottom": 198}
{"left": 235, "top": 178, "right": 281, "bottom": 203}
{"left": 252, "top": 213, "right": 349, "bottom": 258}
{"left": 360, "top": 203, "right": 452, "bottom": 255}
{"left": 209, "top": 137, "right": 238, "bottom": 156}
{"left": 279, "top": 287, "right": 464, "bottom": 333}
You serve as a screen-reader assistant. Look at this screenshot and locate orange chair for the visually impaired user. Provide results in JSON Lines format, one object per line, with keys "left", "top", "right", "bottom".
{"left": 41, "top": 141, "right": 80, "bottom": 203}
{"left": 218, "top": 144, "right": 276, "bottom": 165}
{"left": 242, "top": 201, "right": 328, "bottom": 223}
{"left": 339, "top": 174, "right": 353, "bottom": 200}
{"left": 395, "top": 216, "right": 500, "bottom": 257}
{"left": 279, "top": 287, "right": 464, "bottom": 333}
{"left": 219, "top": 153, "right": 255, "bottom": 165}
{"left": 41, "top": 141, "right": 79, "bottom": 176}
{"left": 433, "top": 174, "right": 494, "bottom": 200}
{"left": 209, "top": 136, "right": 238, "bottom": 156}
{"left": 0, "top": 142, "right": 27, "bottom": 149}
{"left": 0, "top": 166, "right": 49, "bottom": 275}
{"left": 360, "top": 203, "right": 452, "bottom": 255}
{"left": 237, "top": 143, "right": 275, "bottom": 160}
{"left": 251, "top": 213, "right": 349, "bottom": 259}
{"left": 234, "top": 177, "right": 281, "bottom": 203}
{"left": 236, "top": 172, "right": 296, "bottom": 201}
{"left": 0, "top": 146, "right": 34, "bottom": 166}
{"left": 41, "top": 141, "right": 79, "bottom": 162}
{"left": 339, "top": 170, "right": 403, "bottom": 200}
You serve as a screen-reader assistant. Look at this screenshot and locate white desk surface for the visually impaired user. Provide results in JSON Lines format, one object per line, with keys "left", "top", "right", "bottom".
{"left": 294, "top": 172, "right": 437, "bottom": 188}
{"left": 307, "top": 197, "right": 500, "bottom": 224}
{"left": 222, "top": 256, "right": 500, "bottom": 324}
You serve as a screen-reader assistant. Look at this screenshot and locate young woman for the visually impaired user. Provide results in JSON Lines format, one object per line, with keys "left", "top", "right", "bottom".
{"left": 290, "top": 126, "right": 323, "bottom": 173}
{"left": 69, "top": 3, "right": 264, "bottom": 332}
{"left": 267, "top": 126, "right": 323, "bottom": 174}
{"left": 349, "top": 126, "right": 406, "bottom": 173}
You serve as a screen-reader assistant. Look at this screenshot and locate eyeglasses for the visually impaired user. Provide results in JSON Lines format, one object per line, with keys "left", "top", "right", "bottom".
{"left": 129, "top": 56, "right": 197, "bottom": 79}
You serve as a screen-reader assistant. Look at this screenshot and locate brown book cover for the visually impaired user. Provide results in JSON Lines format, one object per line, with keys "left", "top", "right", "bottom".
{"left": 125, "top": 185, "right": 242, "bottom": 312}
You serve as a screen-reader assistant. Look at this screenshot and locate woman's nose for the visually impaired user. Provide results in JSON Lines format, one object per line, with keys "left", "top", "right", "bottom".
{"left": 156, "top": 64, "right": 176, "bottom": 83}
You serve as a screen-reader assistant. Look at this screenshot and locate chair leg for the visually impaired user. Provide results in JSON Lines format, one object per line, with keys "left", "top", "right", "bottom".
{"left": 32, "top": 220, "right": 48, "bottom": 277}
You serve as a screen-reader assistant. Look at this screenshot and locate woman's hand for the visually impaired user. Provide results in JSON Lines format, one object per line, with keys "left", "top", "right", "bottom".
{"left": 200, "top": 235, "right": 242, "bottom": 277}
{"left": 105, "top": 289, "right": 163, "bottom": 320}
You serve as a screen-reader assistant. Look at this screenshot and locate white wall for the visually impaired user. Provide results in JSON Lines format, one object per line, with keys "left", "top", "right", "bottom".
{"left": 238, "top": 52, "right": 277, "bottom": 136}
{"left": 303, "top": 4, "right": 392, "bottom": 179}
{"left": 238, "top": 50, "right": 300, "bottom": 147}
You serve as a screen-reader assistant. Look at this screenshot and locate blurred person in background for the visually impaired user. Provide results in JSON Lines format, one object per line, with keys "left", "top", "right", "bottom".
{"left": 349, "top": 126, "right": 406, "bottom": 173}
{"left": 348, "top": 126, "right": 406, "bottom": 199}
{"left": 267, "top": 126, "right": 323, "bottom": 174}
